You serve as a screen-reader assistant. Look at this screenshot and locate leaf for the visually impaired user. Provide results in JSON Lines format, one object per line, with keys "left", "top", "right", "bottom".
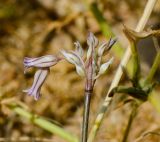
{"left": 123, "top": 25, "right": 160, "bottom": 42}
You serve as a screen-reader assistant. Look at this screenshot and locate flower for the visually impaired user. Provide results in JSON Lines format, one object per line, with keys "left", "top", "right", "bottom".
{"left": 61, "top": 50, "right": 85, "bottom": 77}
{"left": 98, "top": 37, "right": 117, "bottom": 57}
{"left": 23, "top": 55, "right": 60, "bottom": 100}
{"left": 23, "top": 68, "right": 49, "bottom": 100}
{"left": 61, "top": 32, "right": 116, "bottom": 90}
{"left": 24, "top": 55, "right": 60, "bottom": 69}
{"left": 23, "top": 33, "right": 116, "bottom": 99}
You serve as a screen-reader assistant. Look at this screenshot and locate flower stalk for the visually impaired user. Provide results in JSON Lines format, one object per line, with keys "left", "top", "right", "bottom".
{"left": 82, "top": 89, "right": 92, "bottom": 142}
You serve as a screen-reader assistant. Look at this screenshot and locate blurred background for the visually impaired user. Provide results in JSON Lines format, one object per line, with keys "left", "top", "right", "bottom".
{"left": 0, "top": 0, "right": 160, "bottom": 142}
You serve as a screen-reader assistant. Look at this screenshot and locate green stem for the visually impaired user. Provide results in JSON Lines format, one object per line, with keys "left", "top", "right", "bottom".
{"left": 130, "top": 41, "right": 140, "bottom": 85}
{"left": 122, "top": 103, "right": 139, "bottom": 142}
{"left": 82, "top": 90, "right": 92, "bottom": 142}
{"left": 11, "top": 106, "right": 79, "bottom": 142}
{"left": 145, "top": 50, "right": 160, "bottom": 84}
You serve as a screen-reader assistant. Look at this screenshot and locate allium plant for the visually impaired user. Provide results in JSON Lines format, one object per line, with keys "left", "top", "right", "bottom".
{"left": 23, "top": 32, "right": 116, "bottom": 142}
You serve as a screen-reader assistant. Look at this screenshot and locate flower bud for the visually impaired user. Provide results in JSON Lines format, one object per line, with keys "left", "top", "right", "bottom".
{"left": 87, "top": 32, "right": 99, "bottom": 60}
{"left": 98, "top": 38, "right": 117, "bottom": 57}
{"left": 61, "top": 50, "right": 85, "bottom": 77}
{"left": 74, "top": 41, "right": 84, "bottom": 57}
{"left": 95, "top": 57, "right": 114, "bottom": 79}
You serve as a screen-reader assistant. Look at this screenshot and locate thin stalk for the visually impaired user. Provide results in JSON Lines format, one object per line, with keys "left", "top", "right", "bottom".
{"left": 88, "top": 0, "right": 157, "bottom": 141}
{"left": 143, "top": 38, "right": 160, "bottom": 113}
{"left": 122, "top": 103, "right": 139, "bottom": 142}
{"left": 145, "top": 51, "right": 160, "bottom": 84}
{"left": 129, "top": 40, "right": 140, "bottom": 84}
{"left": 145, "top": 37, "right": 160, "bottom": 84}
{"left": 82, "top": 90, "right": 92, "bottom": 142}
{"left": 12, "top": 106, "right": 79, "bottom": 142}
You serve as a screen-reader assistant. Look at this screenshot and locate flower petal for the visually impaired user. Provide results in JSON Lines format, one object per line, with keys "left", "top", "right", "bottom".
{"left": 95, "top": 57, "right": 114, "bottom": 79}
{"left": 61, "top": 50, "right": 81, "bottom": 65}
{"left": 23, "top": 68, "right": 49, "bottom": 100}
{"left": 24, "top": 55, "right": 59, "bottom": 68}
{"left": 97, "top": 42, "right": 108, "bottom": 57}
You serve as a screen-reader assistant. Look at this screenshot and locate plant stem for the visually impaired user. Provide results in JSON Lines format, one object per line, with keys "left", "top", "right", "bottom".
{"left": 145, "top": 52, "right": 160, "bottom": 83}
{"left": 11, "top": 106, "right": 79, "bottom": 142}
{"left": 145, "top": 37, "right": 160, "bottom": 84}
{"left": 82, "top": 90, "right": 92, "bottom": 142}
{"left": 122, "top": 102, "right": 139, "bottom": 142}
{"left": 88, "top": 0, "right": 157, "bottom": 141}
{"left": 129, "top": 40, "right": 140, "bottom": 85}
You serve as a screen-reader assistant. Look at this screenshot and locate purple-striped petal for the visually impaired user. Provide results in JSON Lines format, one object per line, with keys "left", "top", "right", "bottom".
{"left": 23, "top": 68, "right": 49, "bottom": 100}
{"left": 24, "top": 55, "right": 60, "bottom": 68}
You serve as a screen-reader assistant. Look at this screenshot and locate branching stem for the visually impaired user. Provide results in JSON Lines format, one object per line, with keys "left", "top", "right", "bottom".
{"left": 88, "top": 0, "right": 157, "bottom": 141}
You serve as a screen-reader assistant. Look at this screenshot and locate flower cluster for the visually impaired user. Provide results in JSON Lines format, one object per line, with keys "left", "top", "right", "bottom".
{"left": 61, "top": 32, "right": 116, "bottom": 90}
{"left": 23, "top": 32, "right": 116, "bottom": 100}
